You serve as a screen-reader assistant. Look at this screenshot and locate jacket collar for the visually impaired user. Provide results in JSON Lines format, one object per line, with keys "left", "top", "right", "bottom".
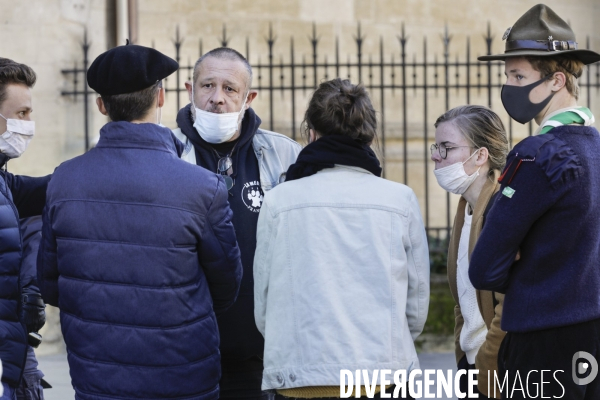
{"left": 95, "top": 121, "right": 179, "bottom": 155}
{"left": 447, "top": 169, "right": 501, "bottom": 303}
{"left": 471, "top": 169, "right": 502, "bottom": 232}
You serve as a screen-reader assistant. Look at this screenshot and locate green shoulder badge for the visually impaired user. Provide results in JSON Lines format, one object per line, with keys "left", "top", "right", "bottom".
{"left": 502, "top": 186, "right": 516, "bottom": 198}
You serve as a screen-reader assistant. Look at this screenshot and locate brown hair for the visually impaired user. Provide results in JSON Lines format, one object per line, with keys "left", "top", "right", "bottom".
{"left": 434, "top": 105, "right": 509, "bottom": 172}
{"left": 302, "top": 78, "right": 377, "bottom": 145}
{"left": 0, "top": 58, "right": 36, "bottom": 107}
{"left": 525, "top": 56, "right": 584, "bottom": 100}
{"left": 101, "top": 81, "right": 162, "bottom": 122}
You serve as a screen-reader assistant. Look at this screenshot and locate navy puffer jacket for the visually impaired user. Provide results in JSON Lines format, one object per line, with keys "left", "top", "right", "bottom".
{"left": 37, "top": 122, "right": 243, "bottom": 400}
{"left": 0, "top": 155, "right": 50, "bottom": 387}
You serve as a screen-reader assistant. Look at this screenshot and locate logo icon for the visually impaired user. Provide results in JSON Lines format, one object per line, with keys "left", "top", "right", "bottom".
{"left": 502, "top": 186, "right": 516, "bottom": 198}
{"left": 241, "top": 181, "right": 264, "bottom": 213}
{"left": 572, "top": 351, "right": 598, "bottom": 385}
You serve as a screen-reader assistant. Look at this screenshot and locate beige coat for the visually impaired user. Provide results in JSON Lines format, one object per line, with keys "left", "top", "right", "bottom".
{"left": 447, "top": 169, "right": 506, "bottom": 398}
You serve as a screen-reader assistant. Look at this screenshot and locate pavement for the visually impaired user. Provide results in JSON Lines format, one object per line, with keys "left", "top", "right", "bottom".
{"left": 37, "top": 352, "right": 459, "bottom": 400}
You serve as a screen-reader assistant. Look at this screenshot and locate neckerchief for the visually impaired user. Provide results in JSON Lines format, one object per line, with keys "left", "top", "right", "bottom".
{"left": 538, "top": 107, "right": 595, "bottom": 135}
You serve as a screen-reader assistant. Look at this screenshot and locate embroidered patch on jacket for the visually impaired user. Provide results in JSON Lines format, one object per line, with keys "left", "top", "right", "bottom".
{"left": 502, "top": 186, "right": 516, "bottom": 198}
{"left": 242, "top": 181, "right": 264, "bottom": 212}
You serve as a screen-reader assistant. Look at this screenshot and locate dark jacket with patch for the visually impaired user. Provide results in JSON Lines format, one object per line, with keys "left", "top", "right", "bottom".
{"left": 0, "top": 155, "right": 49, "bottom": 387}
{"left": 37, "top": 122, "right": 243, "bottom": 400}
{"left": 177, "top": 107, "right": 303, "bottom": 367}
{"left": 470, "top": 125, "right": 600, "bottom": 333}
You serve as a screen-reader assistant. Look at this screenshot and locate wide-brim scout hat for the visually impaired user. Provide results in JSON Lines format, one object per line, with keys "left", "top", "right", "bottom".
{"left": 478, "top": 4, "right": 600, "bottom": 65}
{"left": 87, "top": 42, "right": 179, "bottom": 96}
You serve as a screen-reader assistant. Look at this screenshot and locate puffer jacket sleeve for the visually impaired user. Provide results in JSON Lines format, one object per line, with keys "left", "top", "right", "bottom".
{"left": 199, "top": 176, "right": 243, "bottom": 314}
{"left": 6, "top": 173, "right": 51, "bottom": 218}
{"left": 253, "top": 196, "right": 274, "bottom": 337}
{"left": 20, "top": 216, "right": 43, "bottom": 289}
{"left": 37, "top": 204, "right": 59, "bottom": 307}
{"left": 404, "top": 190, "right": 430, "bottom": 340}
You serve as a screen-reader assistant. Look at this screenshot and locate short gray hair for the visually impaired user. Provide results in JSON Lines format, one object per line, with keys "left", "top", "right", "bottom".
{"left": 192, "top": 47, "right": 252, "bottom": 90}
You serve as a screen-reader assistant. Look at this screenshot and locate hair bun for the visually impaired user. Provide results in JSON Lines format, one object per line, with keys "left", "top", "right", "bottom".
{"left": 302, "top": 78, "right": 377, "bottom": 146}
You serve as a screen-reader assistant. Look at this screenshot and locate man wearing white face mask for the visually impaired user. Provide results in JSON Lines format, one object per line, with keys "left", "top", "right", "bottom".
{"left": 0, "top": 58, "right": 51, "bottom": 400}
{"left": 173, "top": 48, "right": 301, "bottom": 400}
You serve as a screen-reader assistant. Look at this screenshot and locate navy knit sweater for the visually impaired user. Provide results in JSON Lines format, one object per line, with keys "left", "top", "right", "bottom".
{"left": 470, "top": 124, "right": 600, "bottom": 333}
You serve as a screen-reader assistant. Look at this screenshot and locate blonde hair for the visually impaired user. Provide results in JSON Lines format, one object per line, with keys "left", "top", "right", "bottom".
{"left": 434, "top": 105, "right": 509, "bottom": 172}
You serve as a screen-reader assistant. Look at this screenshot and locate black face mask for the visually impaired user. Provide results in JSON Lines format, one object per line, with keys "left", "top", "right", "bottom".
{"left": 501, "top": 75, "right": 555, "bottom": 124}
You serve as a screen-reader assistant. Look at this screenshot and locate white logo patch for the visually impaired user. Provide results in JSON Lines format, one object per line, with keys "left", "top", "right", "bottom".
{"left": 241, "top": 181, "right": 264, "bottom": 213}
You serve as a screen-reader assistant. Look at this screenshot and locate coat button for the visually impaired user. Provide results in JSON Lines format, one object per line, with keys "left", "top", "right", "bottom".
{"left": 289, "top": 373, "right": 296, "bottom": 382}
{"left": 277, "top": 375, "right": 284, "bottom": 384}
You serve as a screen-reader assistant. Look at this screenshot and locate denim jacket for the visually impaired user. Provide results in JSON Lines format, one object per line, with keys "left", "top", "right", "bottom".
{"left": 254, "top": 165, "right": 430, "bottom": 390}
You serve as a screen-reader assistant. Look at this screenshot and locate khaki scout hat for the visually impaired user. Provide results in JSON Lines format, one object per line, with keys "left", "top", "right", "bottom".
{"left": 478, "top": 4, "right": 600, "bottom": 64}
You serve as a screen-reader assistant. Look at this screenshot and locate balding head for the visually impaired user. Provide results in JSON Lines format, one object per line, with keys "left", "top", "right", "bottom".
{"left": 193, "top": 47, "right": 252, "bottom": 91}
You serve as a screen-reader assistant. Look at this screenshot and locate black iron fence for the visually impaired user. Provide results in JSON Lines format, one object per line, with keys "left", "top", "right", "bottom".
{"left": 61, "top": 23, "right": 600, "bottom": 255}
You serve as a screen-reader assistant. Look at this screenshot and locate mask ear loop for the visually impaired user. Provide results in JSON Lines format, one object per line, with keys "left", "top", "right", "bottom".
{"left": 462, "top": 148, "right": 481, "bottom": 165}
{"left": 191, "top": 84, "right": 197, "bottom": 110}
{"left": 462, "top": 148, "right": 482, "bottom": 178}
{"left": 0, "top": 114, "right": 9, "bottom": 173}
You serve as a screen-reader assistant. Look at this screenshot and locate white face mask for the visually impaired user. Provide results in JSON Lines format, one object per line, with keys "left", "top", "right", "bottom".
{"left": 191, "top": 86, "right": 247, "bottom": 144}
{"left": 0, "top": 113, "right": 35, "bottom": 159}
{"left": 433, "top": 149, "right": 481, "bottom": 195}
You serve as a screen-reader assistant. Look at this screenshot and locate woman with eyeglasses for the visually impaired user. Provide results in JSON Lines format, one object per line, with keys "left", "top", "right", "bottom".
{"left": 430, "top": 105, "right": 509, "bottom": 399}
{"left": 253, "top": 78, "right": 429, "bottom": 400}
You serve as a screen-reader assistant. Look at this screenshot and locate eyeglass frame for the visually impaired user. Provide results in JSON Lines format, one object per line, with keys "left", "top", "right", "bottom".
{"left": 430, "top": 143, "right": 472, "bottom": 160}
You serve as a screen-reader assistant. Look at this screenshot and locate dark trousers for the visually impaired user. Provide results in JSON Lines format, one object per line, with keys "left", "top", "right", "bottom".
{"left": 220, "top": 356, "right": 268, "bottom": 400}
{"left": 498, "top": 317, "right": 600, "bottom": 400}
{"left": 458, "top": 355, "right": 489, "bottom": 399}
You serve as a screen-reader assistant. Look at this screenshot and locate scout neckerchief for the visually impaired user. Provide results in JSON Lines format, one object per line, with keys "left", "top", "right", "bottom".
{"left": 537, "top": 107, "right": 595, "bottom": 135}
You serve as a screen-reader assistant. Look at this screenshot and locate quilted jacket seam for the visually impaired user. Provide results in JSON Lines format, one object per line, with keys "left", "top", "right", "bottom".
{"left": 61, "top": 309, "right": 213, "bottom": 330}
{"left": 59, "top": 275, "right": 199, "bottom": 289}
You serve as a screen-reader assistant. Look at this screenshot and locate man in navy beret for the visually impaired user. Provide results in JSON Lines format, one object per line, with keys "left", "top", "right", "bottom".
{"left": 37, "top": 43, "right": 243, "bottom": 400}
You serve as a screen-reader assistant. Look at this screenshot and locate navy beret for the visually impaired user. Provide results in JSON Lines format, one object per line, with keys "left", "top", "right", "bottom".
{"left": 87, "top": 44, "right": 178, "bottom": 95}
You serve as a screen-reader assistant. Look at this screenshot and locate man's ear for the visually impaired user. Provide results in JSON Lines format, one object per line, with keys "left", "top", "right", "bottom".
{"left": 550, "top": 72, "right": 567, "bottom": 92}
{"left": 244, "top": 90, "right": 258, "bottom": 109}
{"left": 185, "top": 81, "right": 193, "bottom": 103}
{"left": 96, "top": 97, "right": 108, "bottom": 116}
{"left": 158, "top": 87, "right": 165, "bottom": 108}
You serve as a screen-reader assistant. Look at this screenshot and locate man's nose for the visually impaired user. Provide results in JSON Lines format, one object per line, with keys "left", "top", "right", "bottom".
{"left": 209, "top": 87, "right": 225, "bottom": 105}
{"left": 431, "top": 151, "right": 441, "bottom": 162}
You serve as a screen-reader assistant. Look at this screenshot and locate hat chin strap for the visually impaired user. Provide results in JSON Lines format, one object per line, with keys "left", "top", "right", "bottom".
{"left": 506, "top": 39, "right": 578, "bottom": 52}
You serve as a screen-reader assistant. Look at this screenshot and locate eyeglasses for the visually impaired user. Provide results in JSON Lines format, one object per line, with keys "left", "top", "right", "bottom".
{"left": 217, "top": 156, "right": 235, "bottom": 190}
{"left": 430, "top": 143, "right": 471, "bottom": 159}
